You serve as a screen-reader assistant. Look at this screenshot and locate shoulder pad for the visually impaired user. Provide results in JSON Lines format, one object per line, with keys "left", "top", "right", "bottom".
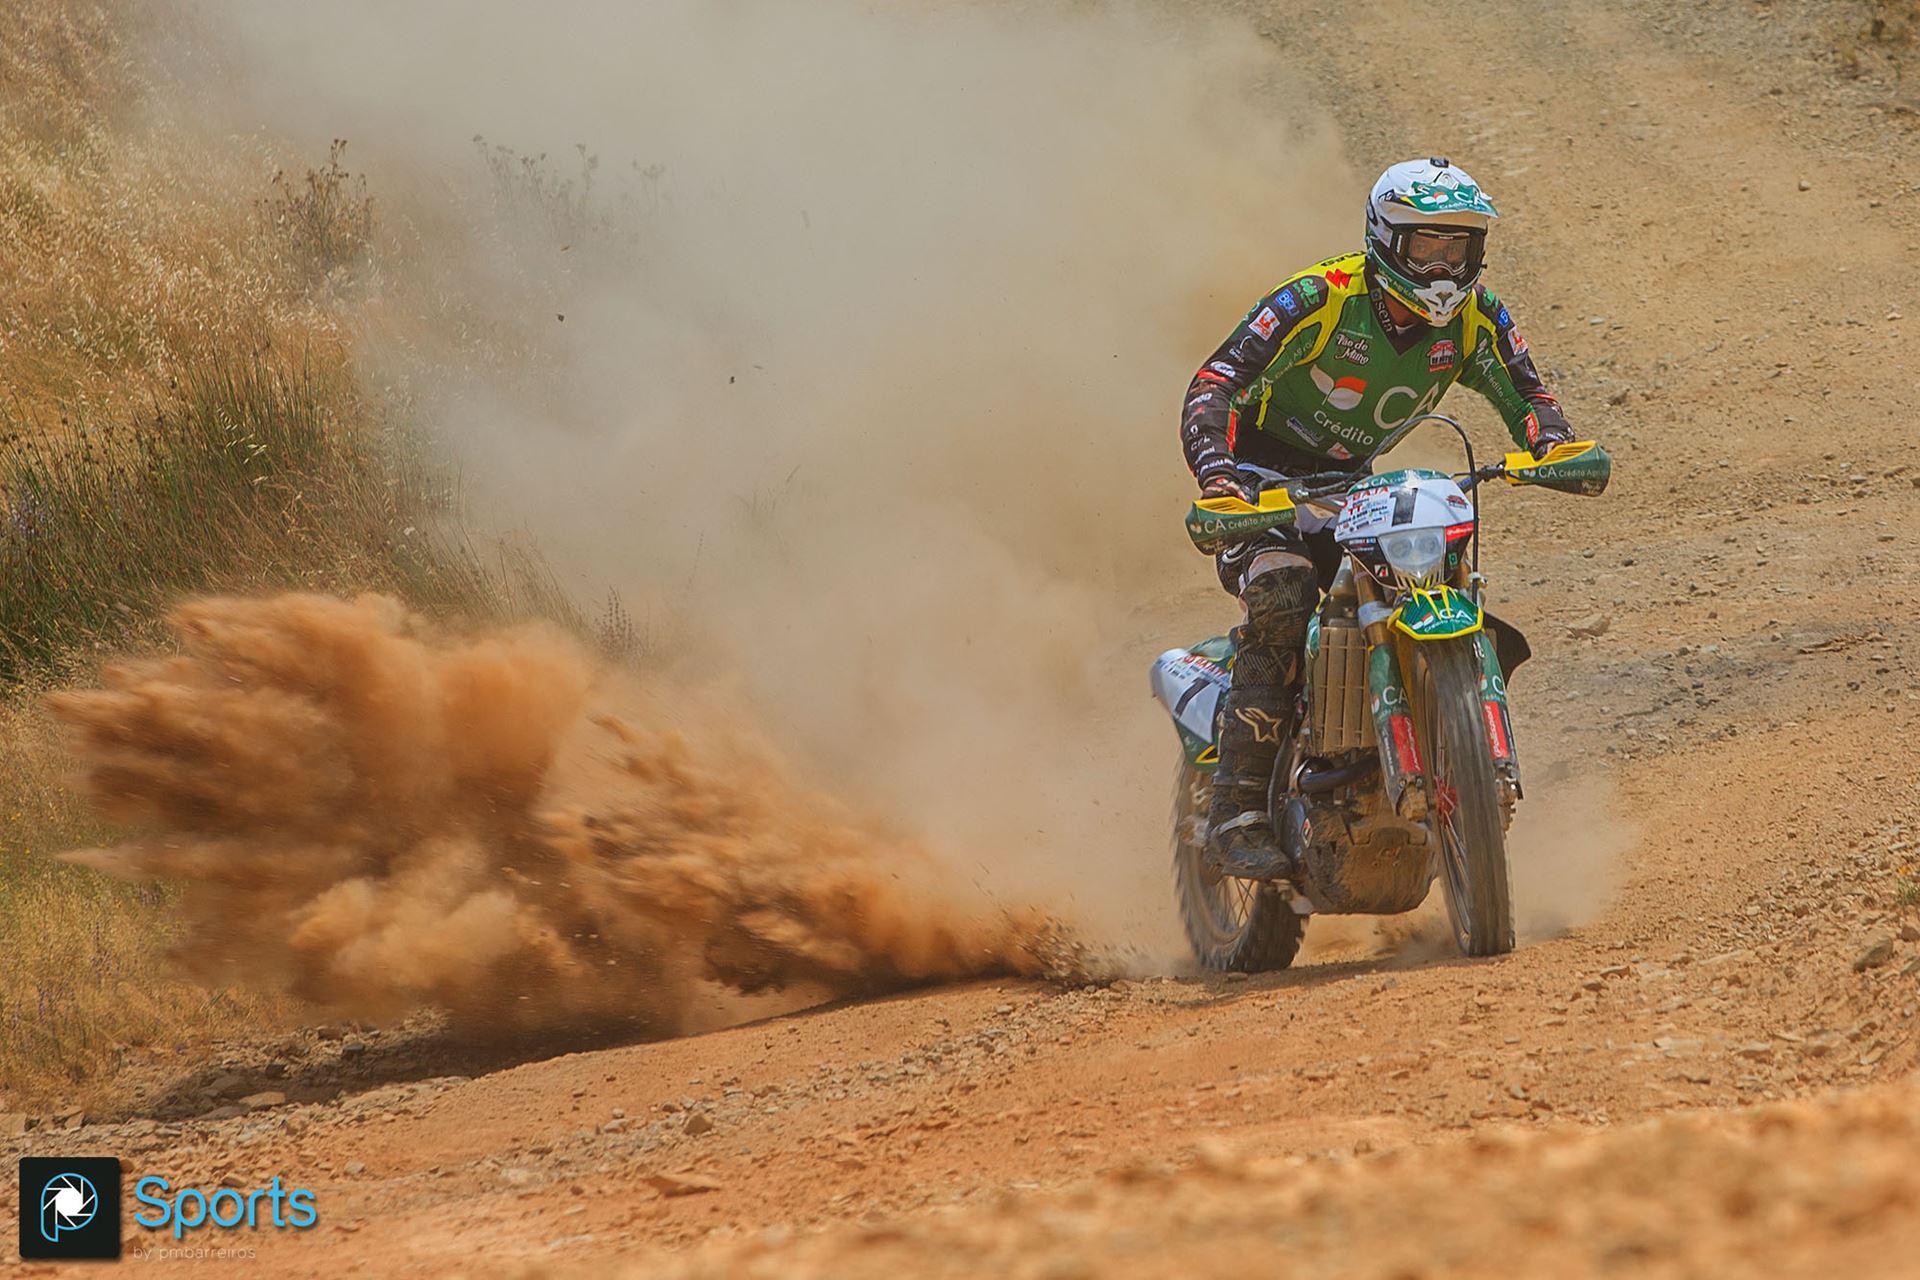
{"left": 1265, "top": 253, "right": 1365, "bottom": 328}
{"left": 1476, "top": 285, "right": 1512, "bottom": 328}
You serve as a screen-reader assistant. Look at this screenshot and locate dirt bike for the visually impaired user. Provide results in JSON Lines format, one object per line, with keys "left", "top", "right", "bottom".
{"left": 1152, "top": 415, "right": 1610, "bottom": 970}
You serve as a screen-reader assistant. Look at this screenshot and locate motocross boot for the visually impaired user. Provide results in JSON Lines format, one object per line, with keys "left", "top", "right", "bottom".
{"left": 1204, "top": 560, "right": 1316, "bottom": 882}
{"left": 1203, "top": 630, "right": 1297, "bottom": 881}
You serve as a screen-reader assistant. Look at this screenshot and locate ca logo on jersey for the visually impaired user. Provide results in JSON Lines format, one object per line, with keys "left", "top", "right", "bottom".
{"left": 1309, "top": 366, "right": 1366, "bottom": 411}
{"left": 1373, "top": 383, "right": 1445, "bottom": 433}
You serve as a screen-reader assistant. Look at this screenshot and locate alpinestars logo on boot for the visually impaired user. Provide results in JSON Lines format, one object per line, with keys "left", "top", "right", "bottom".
{"left": 19, "top": 1157, "right": 123, "bottom": 1260}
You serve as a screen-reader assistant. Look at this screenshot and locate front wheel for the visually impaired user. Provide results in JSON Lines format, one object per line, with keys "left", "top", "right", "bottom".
{"left": 1170, "top": 756, "right": 1304, "bottom": 972}
{"left": 1408, "top": 639, "right": 1514, "bottom": 957}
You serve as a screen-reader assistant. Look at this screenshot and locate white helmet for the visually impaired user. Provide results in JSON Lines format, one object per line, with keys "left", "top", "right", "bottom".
{"left": 1365, "top": 157, "right": 1498, "bottom": 325}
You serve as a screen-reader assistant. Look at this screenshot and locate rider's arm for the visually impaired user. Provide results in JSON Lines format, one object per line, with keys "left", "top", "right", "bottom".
{"left": 1456, "top": 287, "right": 1574, "bottom": 454}
{"left": 1180, "top": 282, "right": 1326, "bottom": 488}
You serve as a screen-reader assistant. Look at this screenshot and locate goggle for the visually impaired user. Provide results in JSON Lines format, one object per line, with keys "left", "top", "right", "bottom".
{"left": 1403, "top": 228, "right": 1474, "bottom": 277}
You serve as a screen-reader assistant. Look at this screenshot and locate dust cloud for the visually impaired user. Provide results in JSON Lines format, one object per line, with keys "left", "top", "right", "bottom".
{"left": 178, "top": 0, "right": 1356, "bottom": 958}
{"left": 52, "top": 595, "right": 1086, "bottom": 1031}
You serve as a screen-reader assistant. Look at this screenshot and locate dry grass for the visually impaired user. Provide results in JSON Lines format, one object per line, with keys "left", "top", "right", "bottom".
{"left": 0, "top": 0, "right": 589, "bottom": 1113}
{"left": 0, "top": 696, "right": 297, "bottom": 1115}
{"left": 0, "top": 358, "right": 580, "bottom": 684}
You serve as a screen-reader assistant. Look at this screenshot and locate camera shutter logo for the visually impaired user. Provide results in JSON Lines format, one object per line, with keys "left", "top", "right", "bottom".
{"left": 41, "top": 1172, "right": 99, "bottom": 1243}
{"left": 18, "top": 1156, "right": 123, "bottom": 1260}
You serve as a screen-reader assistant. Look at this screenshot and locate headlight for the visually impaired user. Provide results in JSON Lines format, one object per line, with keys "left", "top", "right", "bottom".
{"left": 1377, "top": 527, "right": 1447, "bottom": 582}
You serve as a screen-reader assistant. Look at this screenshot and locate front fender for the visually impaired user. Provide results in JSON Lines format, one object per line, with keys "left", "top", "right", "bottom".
{"left": 1391, "top": 586, "right": 1483, "bottom": 640}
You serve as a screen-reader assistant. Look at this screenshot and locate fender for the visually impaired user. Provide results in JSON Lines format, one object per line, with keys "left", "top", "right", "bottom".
{"left": 1391, "top": 585, "right": 1482, "bottom": 640}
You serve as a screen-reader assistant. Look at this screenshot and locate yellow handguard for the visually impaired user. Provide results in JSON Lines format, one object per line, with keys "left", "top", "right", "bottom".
{"left": 1502, "top": 440, "right": 1612, "bottom": 496}
{"left": 1184, "top": 488, "right": 1298, "bottom": 553}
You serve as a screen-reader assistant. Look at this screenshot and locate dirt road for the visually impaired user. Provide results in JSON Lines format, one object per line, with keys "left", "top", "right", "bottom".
{"left": 20, "top": 1, "right": 1920, "bottom": 1275}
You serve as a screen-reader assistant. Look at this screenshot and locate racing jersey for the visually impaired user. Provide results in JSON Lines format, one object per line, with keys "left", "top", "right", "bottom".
{"left": 1181, "top": 251, "right": 1570, "bottom": 482}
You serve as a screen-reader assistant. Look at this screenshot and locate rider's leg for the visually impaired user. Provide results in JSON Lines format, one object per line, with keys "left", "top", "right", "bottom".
{"left": 1205, "top": 547, "right": 1317, "bottom": 880}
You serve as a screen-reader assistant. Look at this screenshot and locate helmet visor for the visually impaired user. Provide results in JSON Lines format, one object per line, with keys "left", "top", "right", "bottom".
{"left": 1403, "top": 228, "right": 1474, "bottom": 278}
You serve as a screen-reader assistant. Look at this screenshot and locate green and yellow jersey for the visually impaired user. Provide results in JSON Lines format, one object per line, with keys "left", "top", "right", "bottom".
{"left": 1181, "top": 252, "right": 1570, "bottom": 483}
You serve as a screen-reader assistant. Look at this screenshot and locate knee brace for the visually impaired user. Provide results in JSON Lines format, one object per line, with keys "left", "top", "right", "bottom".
{"left": 1238, "top": 557, "right": 1317, "bottom": 680}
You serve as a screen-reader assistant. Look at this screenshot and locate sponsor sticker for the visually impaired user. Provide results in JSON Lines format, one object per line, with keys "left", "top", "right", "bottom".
{"left": 1274, "top": 289, "right": 1302, "bottom": 317}
{"left": 1390, "top": 714, "right": 1422, "bottom": 773}
{"left": 1482, "top": 702, "right": 1512, "bottom": 760}
{"left": 1509, "top": 327, "right": 1529, "bottom": 357}
{"left": 1283, "top": 416, "right": 1326, "bottom": 447}
{"left": 1296, "top": 277, "right": 1322, "bottom": 305}
{"left": 1325, "top": 267, "right": 1353, "bottom": 288}
{"left": 1249, "top": 307, "right": 1281, "bottom": 340}
{"left": 1427, "top": 339, "right": 1456, "bottom": 372}
{"left": 1334, "top": 332, "right": 1371, "bottom": 365}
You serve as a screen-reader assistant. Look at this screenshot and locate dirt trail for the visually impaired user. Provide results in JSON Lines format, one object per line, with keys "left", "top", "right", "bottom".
{"left": 19, "top": 1, "right": 1920, "bottom": 1275}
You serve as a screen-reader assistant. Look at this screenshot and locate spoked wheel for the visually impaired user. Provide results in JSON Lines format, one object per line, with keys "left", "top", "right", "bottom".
{"left": 1170, "top": 755, "right": 1304, "bottom": 972}
{"left": 1408, "top": 639, "right": 1514, "bottom": 957}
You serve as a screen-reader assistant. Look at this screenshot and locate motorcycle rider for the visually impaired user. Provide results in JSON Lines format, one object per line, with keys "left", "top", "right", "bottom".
{"left": 1180, "top": 158, "right": 1575, "bottom": 882}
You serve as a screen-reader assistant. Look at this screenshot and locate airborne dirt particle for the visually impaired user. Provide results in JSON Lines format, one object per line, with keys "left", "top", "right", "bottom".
{"left": 50, "top": 593, "right": 1098, "bottom": 1037}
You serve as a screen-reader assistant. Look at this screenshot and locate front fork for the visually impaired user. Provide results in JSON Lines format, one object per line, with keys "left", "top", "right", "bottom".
{"left": 1356, "top": 577, "right": 1522, "bottom": 820}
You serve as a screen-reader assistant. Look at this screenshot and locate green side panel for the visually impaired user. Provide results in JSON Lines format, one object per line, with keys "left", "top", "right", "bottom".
{"left": 1190, "top": 634, "right": 1235, "bottom": 665}
{"left": 1181, "top": 726, "right": 1219, "bottom": 772}
{"left": 1394, "top": 588, "right": 1484, "bottom": 639}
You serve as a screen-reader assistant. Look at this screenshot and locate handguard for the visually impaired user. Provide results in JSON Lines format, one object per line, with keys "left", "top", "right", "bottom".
{"left": 1502, "top": 440, "right": 1612, "bottom": 496}
{"left": 1184, "top": 488, "right": 1298, "bottom": 553}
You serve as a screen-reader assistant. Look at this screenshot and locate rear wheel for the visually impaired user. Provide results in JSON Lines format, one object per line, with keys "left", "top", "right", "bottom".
{"left": 1170, "top": 756, "right": 1304, "bottom": 972}
{"left": 1408, "top": 639, "right": 1514, "bottom": 957}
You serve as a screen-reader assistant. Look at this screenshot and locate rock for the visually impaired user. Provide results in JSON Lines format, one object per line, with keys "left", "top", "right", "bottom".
{"left": 0, "top": 1113, "right": 27, "bottom": 1138}
{"left": 1854, "top": 937, "right": 1896, "bottom": 971}
{"left": 644, "top": 1171, "right": 722, "bottom": 1197}
{"left": 241, "top": 1091, "right": 287, "bottom": 1110}
{"left": 1797, "top": 178, "right": 1812, "bottom": 191}
{"left": 1900, "top": 922, "right": 1920, "bottom": 943}
{"left": 1223, "top": 972, "right": 1249, "bottom": 984}
{"left": 1732, "top": 1043, "right": 1774, "bottom": 1061}
{"left": 199, "top": 1105, "right": 244, "bottom": 1122}
{"left": 340, "top": 1041, "right": 368, "bottom": 1058}
{"left": 683, "top": 1113, "right": 715, "bottom": 1137}
{"left": 1568, "top": 615, "right": 1610, "bottom": 639}
{"left": 343, "top": 1161, "right": 367, "bottom": 1176}
{"left": 500, "top": 1167, "right": 538, "bottom": 1187}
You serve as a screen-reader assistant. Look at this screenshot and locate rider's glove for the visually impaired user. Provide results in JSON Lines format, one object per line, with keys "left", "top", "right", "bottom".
{"left": 1196, "top": 455, "right": 1249, "bottom": 502}
{"left": 1529, "top": 420, "right": 1575, "bottom": 460}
